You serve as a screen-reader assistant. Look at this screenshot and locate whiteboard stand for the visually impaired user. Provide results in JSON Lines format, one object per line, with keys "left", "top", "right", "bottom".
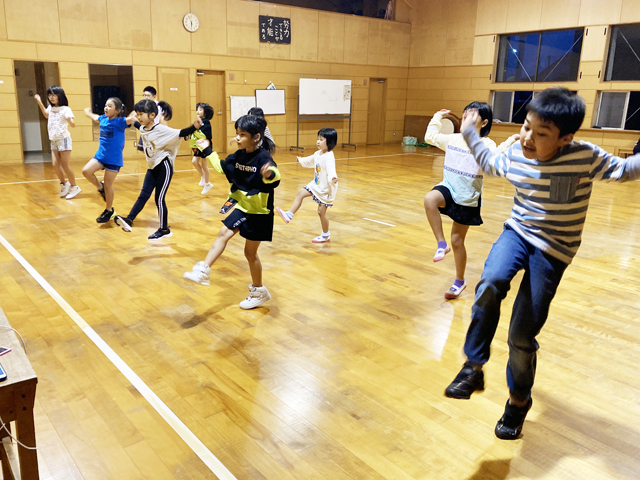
{"left": 290, "top": 96, "right": 357, "bottom": 153}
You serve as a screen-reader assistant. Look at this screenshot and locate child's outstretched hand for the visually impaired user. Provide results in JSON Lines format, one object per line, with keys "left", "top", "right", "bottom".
{"left": 84, "top": 107, "right": 92, "bottom": 116}
{"left": 194, "top": 117, "right": 203, "bottom": 129}
{"left": 460, "top": 109, "right": 480, "bottom": 132}
{"left": 509, "top": 133, "right": 521, "bottom": 142}
{"left": 34, "top": 94, "right": 42, "bottom": 103}
{"left": 260, "top": 161, "right": 275, "bottom": 178}
{"left": 438, "top": 109, "right": 451, "bottom": 116}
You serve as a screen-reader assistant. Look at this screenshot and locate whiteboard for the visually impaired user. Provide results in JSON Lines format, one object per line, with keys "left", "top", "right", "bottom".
{"left": 256, "top": 89, "right": 285, "bottom": 115}
{"left": 230, "top": 96, "right": 256, "bottom": 121}
{"left": 299, "top": 79, "right": 352, "bottom": 115}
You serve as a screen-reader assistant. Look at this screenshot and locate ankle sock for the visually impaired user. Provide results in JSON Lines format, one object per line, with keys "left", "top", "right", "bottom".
{"left": 454, "top": 278, "right": 465, "bottom": 288}
{"left": 437, "top": 241, "right": 448, "bottom": 250}
{"left": 287, "top": 211, "right": 294, "bottom": 220}
{"left": 322, "top": 231, "right": 330, "bottom": 238}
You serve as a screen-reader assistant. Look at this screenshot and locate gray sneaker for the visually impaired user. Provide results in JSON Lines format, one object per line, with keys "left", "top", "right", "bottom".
{"left": 239, "top": 285, "right": 271, "bottom": 309}
{"left": 183, "top": 261, "right": 210, "bottom": 286}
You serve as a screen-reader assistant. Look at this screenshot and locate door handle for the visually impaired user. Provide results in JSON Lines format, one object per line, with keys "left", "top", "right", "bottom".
{"left": 218, "top": 109, "right": 222, "bottom": 115}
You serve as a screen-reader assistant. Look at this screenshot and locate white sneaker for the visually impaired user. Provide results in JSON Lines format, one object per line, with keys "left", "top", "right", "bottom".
{"left": 312, "top": 235, "right": 330, "bottom": 243}
{"left": 239, "top": 285, "right": 271, "bottom": 309}
{"left": 444, "top": 281, "right": 466, "bottom": 299}
{"left": 59, "top": 182, "right": 71, "bottom": 197}
{"left": 199, "top": 177, "right": 205, "bottom": 186}
{"left": 183, "top": 261, "right": 210, "bottom": 286}
{"left": 65, "top": 185, "right": 81, "bottom": 199}
{"left": 201, "top": 182, "right": 213, "bottom": 194}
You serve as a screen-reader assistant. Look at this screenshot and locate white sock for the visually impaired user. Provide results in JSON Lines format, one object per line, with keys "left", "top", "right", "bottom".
{"left": 287, "top": 211, "right": 294, "bottom": 219}
{"left": 322, "top": 231, "right": 330, "bottom": 237}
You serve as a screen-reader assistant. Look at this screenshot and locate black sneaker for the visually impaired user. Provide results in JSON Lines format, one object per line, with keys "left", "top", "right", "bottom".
{"left": 98, "top": 181, "right": 106, "bottom": 201}
{"left": 148, "top": 228, "right": 172, "bottom": 240}
{"left": 96, "top": 208, "right": 115, "bottom": 223}
{"left": 114, "top": 215, "right": 133, "bottom": 232}
{"left": 444, "top": 362, "right": 485, "bottom": 399}
{"left": 495, "top": 397, "right": 533, "bottom": 440}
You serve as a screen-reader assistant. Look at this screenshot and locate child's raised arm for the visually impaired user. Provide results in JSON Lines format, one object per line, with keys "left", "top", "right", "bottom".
{"left": 461, "top": 111, "right": 510, "bottom": 177}
{"left": 297, "top": 153, "right": 316, "bottom": 168}
{"left": 84, "top": 108, "right": 100, "bottom": 122}
{"left": 34, "top": 94, "right": 48, "bottom": 118}
{"left": 424, "top": 109, "right": 453, "bottom": 151}
{"left": 261, "top": 161, "right": 281, "bottom": 183}
{"left": 125, "top": 111, "right": 137, "bottom": 126}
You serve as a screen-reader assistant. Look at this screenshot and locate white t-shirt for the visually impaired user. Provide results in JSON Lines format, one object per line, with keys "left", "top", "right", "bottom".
{"left": 299, "top": 150, "right": 338, "bottom": 205}
{"left": 45, "top": 105, "right": 74, "bottom": 140}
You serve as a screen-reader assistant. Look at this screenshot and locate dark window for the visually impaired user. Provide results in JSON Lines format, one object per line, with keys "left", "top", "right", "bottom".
{"left": 594, "top": 91, "right": 640, "bottom": 130}
{"left": 496, "top": 28, "right": 583, "bottom": 83}
{"left": 605, "top": 24, "right": 640, "bottom": 81}
{"left": 492, "top": 91, "right": 534, "bottom": 123}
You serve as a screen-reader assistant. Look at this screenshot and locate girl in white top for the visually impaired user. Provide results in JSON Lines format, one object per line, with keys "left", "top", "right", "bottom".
{"left": 34, "top": 86, "right": 81, "bottom": 199}
{"left": 276, "top": 127, "right": 338, "bottom": 243}
{"left": 424, "top": 102, "right": 518, "bottom": 300}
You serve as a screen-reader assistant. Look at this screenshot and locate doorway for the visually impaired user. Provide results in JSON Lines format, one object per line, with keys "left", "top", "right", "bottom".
{"left": 15, "top": 61, "right": 60, "bottom": 163}
{"left": 366, "top": 78, "right": 387, "bottom": 145}
{"left": 88, "top": 64, "right": 136, "bottom": 145}
{"left": 159, "top": 68, "right": 191, "bottom": 157}
{"left": 196, "top": 70, "right": 226, "bottom": 154}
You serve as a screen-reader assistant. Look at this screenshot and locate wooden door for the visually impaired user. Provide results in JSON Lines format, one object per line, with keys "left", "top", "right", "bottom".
{"left": 34, "top": 62, "right": 50, "bottom": 154}
{"left": 159, "top": 68, "right": 191, "bottom": 157}
{"left": 196, "top": 71, "right": 225, "bottom": 154}
{"left": 366, "top": 78, "right": 387, "bottom": 145}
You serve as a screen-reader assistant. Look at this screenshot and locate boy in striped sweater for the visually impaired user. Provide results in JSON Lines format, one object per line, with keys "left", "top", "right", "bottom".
{"left": 444, "top": 87, "right": 640, "bottom": 440}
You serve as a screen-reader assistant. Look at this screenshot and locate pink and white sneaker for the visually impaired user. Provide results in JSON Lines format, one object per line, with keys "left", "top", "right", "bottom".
{"left": 433, "top": 246, "right": 451, "bottom": 262}
{"left": 276, "top": 207, "right": 291, "bottom": 224}
{"left": 312, "top": 235, "right": 330, "bottom": 243}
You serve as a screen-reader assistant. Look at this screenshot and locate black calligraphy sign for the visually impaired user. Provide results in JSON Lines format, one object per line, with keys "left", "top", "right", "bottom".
{"left": 259, "top": 15, "right": 291, "bottom": 44}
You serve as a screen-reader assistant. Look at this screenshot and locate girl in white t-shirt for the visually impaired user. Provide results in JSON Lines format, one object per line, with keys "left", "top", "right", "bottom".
{"left": 276, "top": 127, "right": 338, "bottom": 243}
{"left": 35, "top": 86, "right": 81, "bottom": 199}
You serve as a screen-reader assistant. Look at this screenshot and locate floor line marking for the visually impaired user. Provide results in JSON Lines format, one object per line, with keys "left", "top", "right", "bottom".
{"left": 496, "top": 195, "right": 513, "bottom": 199}
{"left": 0, "top": 152, "right": 430, "bottom": 186}
{"left": 363, "top": 217, "right": 396, "bottom": 227}
{"left": 0, "top": 232, "right": 237, "bottom": 480}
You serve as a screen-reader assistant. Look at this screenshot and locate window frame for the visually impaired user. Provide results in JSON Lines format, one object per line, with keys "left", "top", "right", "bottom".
{"left": 491, "top": 90, "right": 538, "bottom": 124}
{"left": 604, "top": 23, "right": 640, "bottom": 82}
{"left": 593, "top": 91, "right": 640, "bottom": 131}
{"left": 495, "top": 27, "right": 584, "bottom": 83}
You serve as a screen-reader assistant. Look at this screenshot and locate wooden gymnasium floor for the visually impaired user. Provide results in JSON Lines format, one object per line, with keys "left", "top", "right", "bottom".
{"left": 1, "top": 143, "right": 640, "bottom": 480}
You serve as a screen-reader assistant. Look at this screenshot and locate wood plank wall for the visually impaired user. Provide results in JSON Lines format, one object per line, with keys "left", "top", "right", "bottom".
{"left": 1, "top": 0, "right": 640, "bottom": 162}
{"left": 0, "top": 0, "right": 411, "bottom": 163}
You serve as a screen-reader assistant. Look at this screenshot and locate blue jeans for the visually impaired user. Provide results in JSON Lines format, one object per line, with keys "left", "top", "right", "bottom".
{"left": 463, "top": 225, "right": 568, "bottom": 400}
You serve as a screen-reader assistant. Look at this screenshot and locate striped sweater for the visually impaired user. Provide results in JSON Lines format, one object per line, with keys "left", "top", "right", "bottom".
{"left": 463, "top": 127, "right": 640, "bottom": 264}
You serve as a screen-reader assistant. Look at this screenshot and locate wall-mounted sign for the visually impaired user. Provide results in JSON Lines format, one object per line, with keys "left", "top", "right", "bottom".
{"left": 259, "top": 16, "right": 291, "bottom": 44}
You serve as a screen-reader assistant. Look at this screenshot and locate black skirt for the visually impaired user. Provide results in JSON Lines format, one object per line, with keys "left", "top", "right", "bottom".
{"left": 432, "top": 185, "right": 483, "bottom": 226}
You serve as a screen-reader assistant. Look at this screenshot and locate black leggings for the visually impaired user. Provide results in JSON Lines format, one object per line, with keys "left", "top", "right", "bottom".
{"left": 128, "top": 158, "right": 174, "bottom": 229}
